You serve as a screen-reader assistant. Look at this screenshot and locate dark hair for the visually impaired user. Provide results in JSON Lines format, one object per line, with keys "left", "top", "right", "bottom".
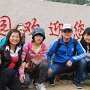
{"left": 32, "top": 27, "right": 45, "bottom": 41}
{"left": 32, "top": 33, "right": 45, "bottom": 43}
{"left": 80, "top": 27, "right": 90, "bottom": 52}
{"left": 82, "top": 27, "right": 90, "bottom": 36}
{"left": 5, "top": 29, "right": 21, "bottom": 47}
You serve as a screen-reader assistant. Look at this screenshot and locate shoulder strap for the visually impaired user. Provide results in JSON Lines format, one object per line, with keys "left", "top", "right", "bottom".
{"left": 55, "top": 38, "right": 77, "bottom": 54}
{"left": 54, "top": 39, "right": 61, "bottom": 54}
{"left": 50, "top": 39, "right": 61, "bottom": 63}
{"left": 73, "top": 38, "right": 78, "bottom": 55}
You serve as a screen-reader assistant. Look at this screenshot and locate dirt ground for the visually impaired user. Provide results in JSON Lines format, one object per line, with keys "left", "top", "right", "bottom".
{"left": 22, "top": 80, "right": 90, "bottom": 90}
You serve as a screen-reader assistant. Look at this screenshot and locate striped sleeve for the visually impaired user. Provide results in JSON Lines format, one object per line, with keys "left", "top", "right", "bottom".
{"left": 21, "top": 43, "right": 29, "bottom": 62}
{"left": 70, "top": 41, "right": 86, "bottom": 62}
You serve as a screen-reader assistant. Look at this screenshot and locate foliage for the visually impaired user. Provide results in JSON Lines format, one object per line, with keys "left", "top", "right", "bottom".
{"left": 47, "top": 0, "right": 90, "bottom": 5}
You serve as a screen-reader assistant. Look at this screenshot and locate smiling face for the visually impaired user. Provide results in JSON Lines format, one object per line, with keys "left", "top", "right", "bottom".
{"left": 9, "top": 32, "right": 20, "bottom": 46}
{"left": 62, "top": 30, "right": 73, "bottom": 39}
{"left": 83, "top": 33, "right": 90, "bottom": 44}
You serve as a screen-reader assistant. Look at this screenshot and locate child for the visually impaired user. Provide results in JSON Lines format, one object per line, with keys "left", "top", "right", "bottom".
{"left": 0, "top": 23, "right": 26, "bottom": 47}
{"left": 80, "top": 27, "right": 90, "bottom": 80}
{"left": 16, "top": 23, "right": 26, "bottom": 47}
{"left": 0, "top": 29, "right": 22, "bottom": 90}
{"left": 19, "top": 27, "right": 48, "bottom": 90}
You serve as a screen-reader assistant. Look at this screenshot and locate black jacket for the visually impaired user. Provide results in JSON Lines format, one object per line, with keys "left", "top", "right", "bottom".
{"left": 80, "top": 38, "right": 90, "bottom": 52}
{"left": 0, "top": 46, "right": 22, "bottom": 71}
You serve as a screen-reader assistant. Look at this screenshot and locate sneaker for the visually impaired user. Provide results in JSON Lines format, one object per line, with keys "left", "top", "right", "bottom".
{"left": 36, "top": 83, "right": 46, "bottom": 90}
{"left": 73, "top": 81, "right": 82, "bottom": 89}
{"left": 81, "top": 80, "right": 88, "bottom": 85}
{"left": 49, "top": 79, "right": 55, "bottom": 86}
{"left": 28, "top": 83, "right": 34, "bottom": 88}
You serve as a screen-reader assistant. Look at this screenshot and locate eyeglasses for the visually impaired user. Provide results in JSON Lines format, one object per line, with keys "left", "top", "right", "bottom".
{"left": 63, "top": 29, "right": 72, "bottom": 33}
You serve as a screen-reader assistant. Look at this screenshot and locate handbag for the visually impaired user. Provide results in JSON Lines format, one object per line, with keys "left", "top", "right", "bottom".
{"left": 28, "top": 55, "right": 46, "bottom": 72}
{"left": 25, "top": 45, "right": 47, "bottom": 73}
{"left": 31, "top": 55, "right": 46, "bottom": 65}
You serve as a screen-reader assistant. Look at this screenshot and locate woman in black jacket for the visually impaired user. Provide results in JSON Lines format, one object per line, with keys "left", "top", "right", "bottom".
{"left": 0, "top": 29, "right": 22, "bottom": 90}
{"left": 80, "top": 27, "right": 90, "bottom": 80}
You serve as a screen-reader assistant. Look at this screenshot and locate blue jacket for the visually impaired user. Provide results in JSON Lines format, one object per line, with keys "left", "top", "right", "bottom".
{"left": 0, "top": 37, "right": 6, "bottom": 46}
{"left": 46, "top": 38, "right": 86, "bottom": 68}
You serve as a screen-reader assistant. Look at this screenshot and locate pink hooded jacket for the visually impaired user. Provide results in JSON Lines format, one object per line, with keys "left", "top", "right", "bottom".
{"left": 19, "top": 41, "right": 47, "bottom": 77}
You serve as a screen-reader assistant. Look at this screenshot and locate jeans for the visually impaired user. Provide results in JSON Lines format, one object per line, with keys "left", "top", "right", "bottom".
{"left": 24, "top": 61, "right": 48, "bottom": 85}
{"left": 87, "top": 61, "right": 90, "bottom": 72}
{"left": 83, "top": 58, "right": 90, "bottom": 80}
{"left": 48, "top": 59, "right": 86, "bottom": 84}
{"left": 22, "top": 73, "right": 31, "bottom": 87}
{"left": 87, "top": 61, "right": 90, "bottom": 73}
{"left": 0, "top": 68, "right": 21, "bottom": 90}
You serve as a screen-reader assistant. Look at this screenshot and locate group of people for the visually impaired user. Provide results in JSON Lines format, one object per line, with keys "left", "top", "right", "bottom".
{"left": 0, "top": 23, "right": 90, "bottom": 90}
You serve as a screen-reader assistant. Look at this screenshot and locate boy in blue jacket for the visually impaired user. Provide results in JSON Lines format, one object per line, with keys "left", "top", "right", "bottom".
{"left": 46, "top": 23, "right": 86, "bottom": 89}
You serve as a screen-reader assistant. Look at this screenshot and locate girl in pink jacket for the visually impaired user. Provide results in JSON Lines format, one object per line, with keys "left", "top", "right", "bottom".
{"left": 19, "top": 27, "right": 48, "bottom": 90}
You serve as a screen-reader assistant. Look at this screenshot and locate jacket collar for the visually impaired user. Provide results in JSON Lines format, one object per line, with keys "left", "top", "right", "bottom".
{"left": 5, "top": 46, "right": 21, "bottom": 54}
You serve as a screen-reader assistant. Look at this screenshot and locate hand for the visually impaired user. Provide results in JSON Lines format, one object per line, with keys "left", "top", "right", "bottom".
{"left": 21, "top": 62, "right": 26, "bottom": 68}
{"left": 48, "top": 68, "right": 52, "bottom": 75}
{"left": 66, "top": 60, "right": 72, "bottom": 67}
{"left": 26, "top": 63, "right": 29, "bottom": 68}
{"left": 19, "top": 76, "right": 25, "bottom": 84}
{"left": 0, "top": 60, "right": 1, "bottom": 64}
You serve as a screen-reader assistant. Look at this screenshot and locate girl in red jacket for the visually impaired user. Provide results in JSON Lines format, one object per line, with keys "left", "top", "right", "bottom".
{"left": 0, "top": 29, "right": 22, "bottom": 90}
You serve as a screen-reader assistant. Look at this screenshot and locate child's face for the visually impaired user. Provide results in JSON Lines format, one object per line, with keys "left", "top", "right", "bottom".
{"left": 83, "top": 33, "right": 90, "bottom": 44}
{"left": 34, "top": 35, "right": 43, "bottom": 44}
{"left": 9, "top": 32, "right": 20, "bottom": 46}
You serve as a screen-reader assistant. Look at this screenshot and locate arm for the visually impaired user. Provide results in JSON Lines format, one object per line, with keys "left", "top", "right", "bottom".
{"left": 0, "top": 46, "right": 4, "bottom": 64}
{"left": 46, "top": 39, "right": 58, "bottom": 68}
{"left": 0, "top": 37, "right": 6, "bottom": 46}
{"left": 70, "top": 41, "right": 86, "bottom": 62}
{"left": 86, "top": 53, "right": 90, "bottom": 58}
{"left": 0, "top": 55, "right": 1, "bottom": 64}
{"left": 42, "top": 43, "right": 48, "bottom": 56}
{"left": 21, "top": 43, "right": 29, "bottom": 62}
{"left": 19, "top": 43, "right": 29, "bottom": 83}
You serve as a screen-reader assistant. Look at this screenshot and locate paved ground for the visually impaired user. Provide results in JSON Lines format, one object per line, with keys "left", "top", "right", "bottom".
{"left": 22, "top": 80, "right": 90, "bottom": 90}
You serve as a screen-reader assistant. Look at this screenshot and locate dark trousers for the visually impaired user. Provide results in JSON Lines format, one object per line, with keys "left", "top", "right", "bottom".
{"left": 48, "top": 59, "right": 86, "bottom": 84}
{"left": 87, "top": 61, "right": 90, "bottom": 72}
{"left": 0, "top": 68, "right": 21, "bottom": 90}
{"left": 24, "top": 61, "right": 48, "bottom": 86}
{"left": 82, "top": 58, "right": 90, "bottom": 81}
